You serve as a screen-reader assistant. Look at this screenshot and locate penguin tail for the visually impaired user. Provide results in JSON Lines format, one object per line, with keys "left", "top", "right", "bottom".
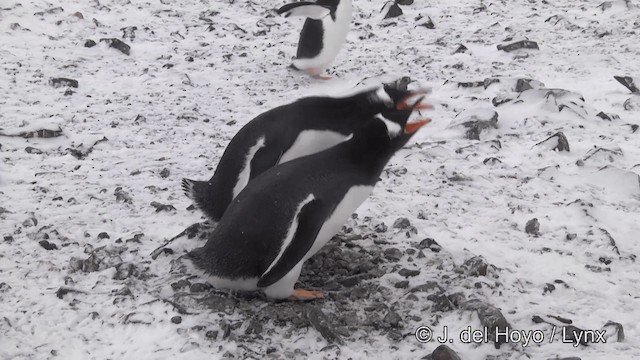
{"left": 185, "top": 247, "right": 210, "bottom": 272}
{"left": 182, "top": 178, "right": 213, "bottom": 210}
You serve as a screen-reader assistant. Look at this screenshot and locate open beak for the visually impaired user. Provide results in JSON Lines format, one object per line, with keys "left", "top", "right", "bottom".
{"left": 396, "top": 91, "right": 433, "bottom": 110}
{"left": 404, "top": 118, "right": 431, "bottom": 134}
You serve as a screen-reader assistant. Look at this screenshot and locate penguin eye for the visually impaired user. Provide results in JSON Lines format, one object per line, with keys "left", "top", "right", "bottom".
{"left": 378, "top": 116, "right": 402, "bottom": 138}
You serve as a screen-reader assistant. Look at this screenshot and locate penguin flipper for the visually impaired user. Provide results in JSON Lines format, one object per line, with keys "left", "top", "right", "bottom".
{"left": 248, "top": 146, "right": 284, "bottom": 181}
{"left": 277, "top": 2, "right": 332, "bottom": 19}
{"left": 257, "top": 198, "right": 328, "bottom": 288}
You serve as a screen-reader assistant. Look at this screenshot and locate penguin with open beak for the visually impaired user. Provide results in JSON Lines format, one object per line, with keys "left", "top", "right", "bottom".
{"left": 182, "top": 83, "right": 431, "bottom": 226}
{"left": 184, "top": 100, "right": 432, "bottom": 300}
{"left": 277, "top": 0, "right": 352, "bottom": 79}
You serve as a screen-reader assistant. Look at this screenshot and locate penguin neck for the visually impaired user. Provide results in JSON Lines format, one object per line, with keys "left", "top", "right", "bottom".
{"left": 347, "top": 128, "right": 397, "bottom": 175}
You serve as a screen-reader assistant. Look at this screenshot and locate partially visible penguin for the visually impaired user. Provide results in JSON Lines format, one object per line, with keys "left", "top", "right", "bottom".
{"left": 277, "top": 0, "right": 352, "bottom": 79}
{"left": 182, "top": 83, "right": 431, "bottom": 225}
{"left": 184, "top": 103, "right": 432, "bottom": 300}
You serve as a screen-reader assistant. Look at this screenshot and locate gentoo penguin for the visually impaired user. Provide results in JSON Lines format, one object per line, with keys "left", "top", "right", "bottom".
{"left": 182, "top": 84, "right": 431, "bottom": 225}
{"left": 185, "top": 104, "right": 432, "bottom": 300}
{"left": 277, "top": 0, "right": 352, "bottom": 79}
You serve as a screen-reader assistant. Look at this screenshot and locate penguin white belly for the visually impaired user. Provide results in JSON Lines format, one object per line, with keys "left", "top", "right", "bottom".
{"left": 293, "top": 2, "right": 352, "bottom": 71}
{"left": 232, "top": 136, "right": 266, "bottom": 198}
{"left": 279, "top": 130, "right": 350, "bottom": 164}
{"left": 264, "top": 185, "right": 373, "bottom": 298}
{"left": 305, "top": 185, "right": 373, "bottom": 259}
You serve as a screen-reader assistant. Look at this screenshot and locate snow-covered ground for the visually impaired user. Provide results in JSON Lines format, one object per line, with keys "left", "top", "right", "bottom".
{"left": 1, "top": 0, "right": 640, "bottom": 359}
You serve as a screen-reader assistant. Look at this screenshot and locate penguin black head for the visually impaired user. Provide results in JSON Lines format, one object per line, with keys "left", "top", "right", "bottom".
{"left": 351, "top": 99, "right": 431, "bottom": 167}
{"left": 368, "top": 82, "right": 432, "bottom": 114}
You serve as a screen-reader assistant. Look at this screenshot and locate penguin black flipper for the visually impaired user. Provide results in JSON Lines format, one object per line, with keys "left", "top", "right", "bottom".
{"left": 257, "top": 197, "right": 328, "bottom": 288}
{"left": 249, "top": 147, "right": 284, "bottom": 181}
{"left": 277, "top": 2, "right": 333, "bottom": 19}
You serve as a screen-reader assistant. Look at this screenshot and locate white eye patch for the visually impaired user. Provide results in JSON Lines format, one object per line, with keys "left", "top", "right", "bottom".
{"left": 373, "top": 86, "right": 394, "bottom": 107}
{"left": 378, "top": 115, "right": 402, "bottom": 138}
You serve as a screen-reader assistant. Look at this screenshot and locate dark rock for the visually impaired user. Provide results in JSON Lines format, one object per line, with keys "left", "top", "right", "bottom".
{"left": 303, "top": 305, "right": 343, "bottom": 344}
{"left": 457, "top": 256, "right": 493, "bottom": 277}
{"left": 535, "top": 132, "right": 570, "bottom": 152}
{"left": 383, "top": 310, "right": 402, "bottom": 328}
{"left": 171, "top": 279, "right": 191, "bottom": 291}
{"left": 613, "top": 75, "right": 639, "bottom": 93}
{"left": 492, "top": 94, "right": 514, "bottom": 107}
{"left": 171, "top": 316, "right": 182, "bottom": 324}
{"left": 603, "top": 321, "right": 624, "bottom": 342}
{"left": 373, "top": 220, "right": 388, "bottom": 233}
{"left": 595, "top": 111, "right": 619, "bottom": 121}
{"left": 150, "top": 201, "right": 176, "bottom": 212}
{"left": 393, "top": 217, "right": 411, "bottom": 229}
{"left": 84, "top": 39, "right": 97, "bottom": 48}
{"left": 427, "top": 294, "right": 455, "bottom": 312}
{"left": 417, "top": 238, "right": 441, "bottom": 252}
{"left": 244, "top": 319, "right": 263, "bottom": 335}
{"left": 417, "top": 16, "right": 434, "bottom": 29}
{"left": 422, "top": 344, "right": 462, "bottom": 360}
{"left": 384, "top": 248, "right": 403, "bottom": 262}
{"left": 121, "top": 26, "right": 137, "bottom": 41}
{"left": 405, "top": 226, "right": 418, "bottom": 238}
{"left": 525, "top": 218, "right": 540, "bottom": 235}
{"left": 483, "top": 157, "right": 502, "bottom": 165}
{"left": 39, "top": 240, "right": 58, "bottom": 250}
{"left": 631, "top": 124, "right": 639, "bottom": 133}
{"left": 453, "top": 44, "right": 468, "bottom": 54}
{"left": 338, "top": 276, "right": 360, "bottom": 287}
{"left": 394, "top": 280, "right": 409, "bottom": 289}
{"left": 543, "top": 283, "right": 556, "bottom": 294}
{"left": 623, "top": 96, "right": 640, "bottom": 110}
{"left": 398, "top": 268, "right": 420, "bottom": 277}
{"left": 382, "top": 1, "right": 403, "bottom": 19}
{"left": 583, "top": 147, "right": 623, "bottom": 163}
{"left": 4, "top": 236, "right": 14, "bottom": 243}
{"left": 55, "top": 287, "right": 85, "bottom": 299}
{"left": 49, "top": 78, "right": 78, "bottom": 88}
{"left": 460, "top": 299, "right": 510, "bottom": 348}
{"left": 114, "top": 187, "right": 133, "bottom": 203}
{"left": 497, "top": 40, "right": 539, "bottom": 52}
{"left": 205, "top": 330, "right": 218, "bottom": 339}
{"left": 98, "top": 232, "right": 110, "bottom": 239}
{"left": 99, "top": 38, "right": 131, "bottom": 55}
{"left": 197, "top": 293, "right": 236, "bottom": 314}
{"left": 190, "top": 283, "right": 213, "bottom": 293}
{"left": 113, "top": 263, "right": 138, "bottom": 280}
{"left": 159, "top": 168, "right": 170, "bottom": 178}
{"left": 25, "top": 146, "right": 43, "bottom": 154}
{"left": 451, "top": 109, "right": 499, "bottom": 140}
{"left": 410, "top": 281, "right": 444, "bottom": 294}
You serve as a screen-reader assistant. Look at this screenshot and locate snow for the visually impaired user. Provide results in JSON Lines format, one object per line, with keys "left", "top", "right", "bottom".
{"left": 1, "top": 0, "right": 640, "bottom": 359}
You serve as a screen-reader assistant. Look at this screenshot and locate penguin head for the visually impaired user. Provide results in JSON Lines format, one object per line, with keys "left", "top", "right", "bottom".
{"left": 353, "top": 98, "right": 431, "bottom": 159}
{"left": 370, "top": 83, "right": 433, "bottom": 113}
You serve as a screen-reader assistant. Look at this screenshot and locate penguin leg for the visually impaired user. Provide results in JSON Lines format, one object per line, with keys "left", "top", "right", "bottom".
{"left": 288, "top": 288, "right": 324, "bottom": 301}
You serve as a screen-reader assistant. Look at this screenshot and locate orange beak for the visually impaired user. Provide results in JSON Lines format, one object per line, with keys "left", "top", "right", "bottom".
{"left": 396, "top": 91, "right": 433, "bottom": 110}
{"left": 404, "top": 119, "right": 431, "bottom": 134}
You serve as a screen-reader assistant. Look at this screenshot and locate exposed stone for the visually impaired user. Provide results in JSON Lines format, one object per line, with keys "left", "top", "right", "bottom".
{"left": 525, "top": 218, "right": 540, "bottom": 235}
{"left": 384, "top": 248, "right": 403, "bottom": 262}
{"left": 382, "top": 1, "right": 403, "bottom": 19}
{"left": 39, "top": 240, "right": 58, "bottom": 250}
{"left": 113, "top": 263, "right": 138, "bottom": 280}
{"left": 613, "top": 75, "right": 639, "bottom": 93}
{"left": 422, "top": 344, "right": 462, "bottom": 360}
{"left": 450, "top": 109, "right": 499, "bottom": 140}
{"left": 497, "top": 40, "right": 539, "bottom": 52}
{"left": 171, "top": 316, "right": 182, "bottom": 324}
{"left": 150, "top": 201, "right": 176, "bottom": 212}
{"left": 49, "top": 78, "right": 78, "bottom": 88}
{"left": 398, "top": 268, "right": 420, "bottom": 277}
{"left": 99, "top": 38, "right": 131, "bottom": 55}
{"left": 535, "top": 132, "right": 570, "bottom": 152}
{"left": 623, "top": 96, "right": 640, "bottom": 110}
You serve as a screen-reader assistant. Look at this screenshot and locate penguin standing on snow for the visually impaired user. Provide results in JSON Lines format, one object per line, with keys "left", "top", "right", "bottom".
{"left": 185, "top": 103, "right": 432, "bottom": 300}
{"left": 183, "top": 84, "right": 431, "bottom": 225}
{"left": 277, "top": 0, "right": 352, "bottom": 79}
